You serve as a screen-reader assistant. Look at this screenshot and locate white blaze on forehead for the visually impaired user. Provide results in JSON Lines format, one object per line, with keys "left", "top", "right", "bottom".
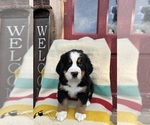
{"left": 65, "top": 51, "right": 82, "bottom": 81}
{"left": 69, "top": 51, "right": 81, "bottom": 76}
{"left": 70, "top": 51, "right": 80, "bottom": 63}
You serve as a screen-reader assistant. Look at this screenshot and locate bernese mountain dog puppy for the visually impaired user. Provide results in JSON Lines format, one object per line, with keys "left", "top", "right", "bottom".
{"left": 56, "top": 49, "right": 94, "bottom": 122}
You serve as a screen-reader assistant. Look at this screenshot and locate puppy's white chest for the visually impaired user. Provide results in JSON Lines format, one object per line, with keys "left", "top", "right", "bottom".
{"left": 63, "top": 83, "right": 83, "bottom": 98}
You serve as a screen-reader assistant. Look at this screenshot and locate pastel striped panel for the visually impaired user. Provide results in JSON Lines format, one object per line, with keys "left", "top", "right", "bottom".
{"left": 41, "top": 78, "right": 112, "bottom": 97}
{"left": 35, "top": 88, "right": 112, "bottom": 124}
{"left": 117, "top": 111, "right": 144, "bottom": 125}
{"left": 35, "top": 37, "right": 112, "bottom": 124}
{"left": 2, "top": 76, "right": 33, "bottom": 111}
{"left": 0, "top": 46, "right": 33, "bottom": 118}
{"left": 36, "top": 91, "right": 112, "bottom": 113}
{"left": 0, "top": 105, "right": 33, "bottom": 117}
{"left": 118, "top": 85, "right": 141, "bottom": 97}
{"left": 14, "top": 78, "right": 33, "bottom": 89}
{"left": 117, "top": 85, "right": 142, "bottom": 113}
{"left": 0, "top": 82, "right": 33, "bottom": 116}
{"left": 34, "top": 116, "right": 113, "bottom": 125}
{"left": 118, "top": 98, "right": 142, "bottom": 114}
{"left": 34, "top": 104, "right": 110, "bottom": 123}
{"left": 117, "top": 85, "right": 142, "bottom": 124}
{"left": 117, "top": 39, "right": 143, "bottom": 124}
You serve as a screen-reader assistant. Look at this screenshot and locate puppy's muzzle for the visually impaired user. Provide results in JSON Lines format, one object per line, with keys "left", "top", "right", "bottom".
{"left": 71, "top": 72, "right": 78, "bottom": 78}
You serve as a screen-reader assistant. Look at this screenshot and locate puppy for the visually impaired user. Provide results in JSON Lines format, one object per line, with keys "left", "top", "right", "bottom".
{"left": 56, "top": 49, "right": 94, "bottom": 122}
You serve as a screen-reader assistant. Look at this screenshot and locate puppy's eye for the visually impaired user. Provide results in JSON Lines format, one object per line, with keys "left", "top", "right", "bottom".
{"left": 67, "top": 62, "right": 72, "bottom": 67}
{"left": 68, "top": 58, "right": 72, "bottom": 63}
{"left": 67, "top": 58, "right": 72, "bottom": 66}
{"left": 78, "top": 62, "right": 83, "bottom": 67}
{"left": 77, "top": 58, "right": 83, "bottom": 67}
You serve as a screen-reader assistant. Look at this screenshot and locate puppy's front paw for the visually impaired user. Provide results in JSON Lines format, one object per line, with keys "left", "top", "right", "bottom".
{"left": 86, "top": 100, "right": 90, "bottom": 107}
{"left": 56, "top": 111, "right": 67, "bottom": 122}
{"left": 75, "top": 112, "right": 86, "bottom": 122}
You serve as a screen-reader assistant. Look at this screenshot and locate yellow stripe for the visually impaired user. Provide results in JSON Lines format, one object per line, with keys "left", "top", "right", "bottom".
{"left": 0, "top": 105, "right": 33, "bottom": 116}
{"left": 110, "top": 122, "right": 114, "bottom": 125}
{"left": 34, "top": 105, "right": 110, "bottom": 122}
{"left": 137, "top": 122, "right": 144, "bottom": 125}
{"left": 14, "top": 67, "right": 20, "bottom": 77}
{"left": 118, "top": 111, "right": 138, "bottom": 123}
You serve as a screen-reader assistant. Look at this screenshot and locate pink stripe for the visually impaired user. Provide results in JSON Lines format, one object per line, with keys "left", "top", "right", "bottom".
{"left": 37, "top": 93, "right": 112, "bottom": 112}
{"left": 6, "top": 94, "right": 33, "bottom": 101}
{"left": 118, "top": 98, "right": 142, "bottom": 112}
{"left": 37, "top": 93, "right": 57, "bottom": 101}
{"left": 91, "top": 97, "right": 112, "bottom": 112}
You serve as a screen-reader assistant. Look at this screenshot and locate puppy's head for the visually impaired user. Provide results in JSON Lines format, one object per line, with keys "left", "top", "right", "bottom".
{"left": 56, "top": 49, "right": 93, "bottom": 81}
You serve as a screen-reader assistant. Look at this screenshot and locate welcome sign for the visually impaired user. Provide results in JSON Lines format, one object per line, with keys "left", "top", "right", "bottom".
{"left": 0, "top": 9, "right": 31, "bottom": 107}
{"left": 34, "top": 11, "right": 50, "bottom": 105}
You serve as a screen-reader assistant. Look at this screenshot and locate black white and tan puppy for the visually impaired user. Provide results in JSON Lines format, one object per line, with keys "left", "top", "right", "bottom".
{"left": 56, "top": 49, "right": 94, "bottom": 122}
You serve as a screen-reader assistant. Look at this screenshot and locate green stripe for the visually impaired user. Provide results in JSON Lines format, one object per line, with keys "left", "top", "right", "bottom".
{"left": 42, "top": 78, "right": 58, "bottom": 88}
{"left": 94, "top": 84, "right": 112, "bottom": 97}
{"left": 118, "top": 85, "right": 140, "bottom": 97}
{"left": 14, "top": 78, "right": 33, "bottom": 88}
{"left": 42, "top": 78, "right": 111, "bottom": 97}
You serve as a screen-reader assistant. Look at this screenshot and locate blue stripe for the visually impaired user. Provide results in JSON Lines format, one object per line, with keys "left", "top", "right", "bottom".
{"left": 118, "top": 85, "right": 140, "bottom": 97}
{"left": 42, "top": 78, "right": 58, "bottom": 89}
{"left": 94, "top": 84, "right": 112, "bottom": 97}
{"left": 14, "top": 78, "right": 33, "bottom": 88}
{"left": 41, "top": 78, "right": 112, "bottom": 97}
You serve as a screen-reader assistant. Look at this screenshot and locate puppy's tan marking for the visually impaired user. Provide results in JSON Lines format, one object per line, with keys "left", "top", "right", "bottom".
{"left": 76, "top": 100, "right": 86, "bottom": 114}
{"left": 81, "top": 71, "right": 85, "bottom": 77}
{"left": 59, "top": 83, "right": 64, "bottom": 90}
{"left": 82, "top": 86, "right": 87, "bottom": 92}
{"left": 58, "top": 98, "right": 68, "bottom": 112}
{"left": 68, "top": 58, "right": 72, "bottom": 63}
{"left": 77, "top": 58, "right": 81, "bottom": 63}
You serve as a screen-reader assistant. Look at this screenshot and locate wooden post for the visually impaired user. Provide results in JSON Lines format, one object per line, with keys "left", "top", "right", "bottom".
{"left": 33, "top": 0, "right": 55, "bottom": 106}
{"left": 0, "top": 1, "right": 33, "bottom": 108}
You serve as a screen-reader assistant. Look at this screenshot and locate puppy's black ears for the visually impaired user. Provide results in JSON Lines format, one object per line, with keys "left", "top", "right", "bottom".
{"left": 85, "top": 55, "right": 93, "bottom": 75}
{"left": 56, "top": 54, "right": 65, "bottom": 75}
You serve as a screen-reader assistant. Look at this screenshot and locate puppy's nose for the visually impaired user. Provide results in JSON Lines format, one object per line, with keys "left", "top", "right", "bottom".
{"left": 71, "top": 72, "right": 78, "bottom": 78}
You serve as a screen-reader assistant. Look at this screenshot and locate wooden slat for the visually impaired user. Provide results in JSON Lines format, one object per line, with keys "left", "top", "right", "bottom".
{"left": 50, "top": 0, "right": 63, "bottom": 39}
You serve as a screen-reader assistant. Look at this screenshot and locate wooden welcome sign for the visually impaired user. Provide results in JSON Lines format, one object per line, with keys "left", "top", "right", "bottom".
{"left": 34, "top": 0, "right": 54, "bottom": 106}
{"left": 0, "top": 0, "right": 54, "bottom": 107}
{"left": 0, "top": 7, "right": 32, "bottom": 107}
